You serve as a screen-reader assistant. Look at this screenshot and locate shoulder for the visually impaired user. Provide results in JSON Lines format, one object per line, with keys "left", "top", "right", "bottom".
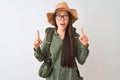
{"left": 45, "top": 27, "right": 55, "bottom": 34}
{"left": 45, "top": 27, "right": 55, "bottom": 43}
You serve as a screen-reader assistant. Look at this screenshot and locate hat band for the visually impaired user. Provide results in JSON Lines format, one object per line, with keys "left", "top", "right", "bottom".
{"left": 55, "top": 8, "right": 69, "bottom": 12}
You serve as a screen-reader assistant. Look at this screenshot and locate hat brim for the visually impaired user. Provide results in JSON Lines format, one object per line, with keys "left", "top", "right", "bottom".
{"left": 47, "top": 9, "right": 78, "bottom": 26}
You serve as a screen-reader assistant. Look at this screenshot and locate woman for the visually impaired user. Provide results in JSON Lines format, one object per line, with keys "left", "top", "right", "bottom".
{"left": 34, "top": 2, "right": 89, "bottom": 80}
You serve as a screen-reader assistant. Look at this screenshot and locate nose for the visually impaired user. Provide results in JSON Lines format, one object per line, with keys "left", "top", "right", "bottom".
{"left": 60, "top": 16, "right": 65, "bottom": 21}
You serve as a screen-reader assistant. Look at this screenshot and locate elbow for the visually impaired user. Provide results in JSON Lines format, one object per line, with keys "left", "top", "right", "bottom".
{"left": 34, "top": 53, "right": 43, "bottom": 62}
{"left": 78, "top": 60, "right": 86, "bottom": 65}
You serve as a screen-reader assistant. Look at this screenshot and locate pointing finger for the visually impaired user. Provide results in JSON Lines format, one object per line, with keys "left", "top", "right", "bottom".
{"left": 37, "top": 30, "right": 40, "bottom": 39}
{"left": 80, "top": 27, "right": 85, "bottom": 36}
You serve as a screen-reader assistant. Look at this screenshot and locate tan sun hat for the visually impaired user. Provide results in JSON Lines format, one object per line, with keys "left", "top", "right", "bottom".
{"left": 47, "top": 2, "right": 78, "bottom": 26}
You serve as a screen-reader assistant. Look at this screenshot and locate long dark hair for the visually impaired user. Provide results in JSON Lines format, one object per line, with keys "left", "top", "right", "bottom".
{"left": 54, "top": 12, "right": 76, "bottom": 68}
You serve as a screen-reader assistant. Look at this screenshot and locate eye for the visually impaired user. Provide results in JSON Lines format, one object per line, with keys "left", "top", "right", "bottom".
{"left": 56, "top": 15, "right": 59, "bottom": 17}
{"left": 56, "top": 15, "right": 62, "bottom": 20}
{"left": 58, "top": 15, "right": 61, "bottom": 18}
{"left": 64, "top": 15, "right": 68, "bottom": 17}
{"left": 63, "top": 15, "right": 69, "bottom": 19}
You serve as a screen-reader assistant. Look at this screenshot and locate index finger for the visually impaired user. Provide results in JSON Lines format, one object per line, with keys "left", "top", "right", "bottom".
{"left": 37, "top": 30, "right": 40, "bottom": 39}
{"left": 80, "top": 27, "right": 85, "bottom": 36}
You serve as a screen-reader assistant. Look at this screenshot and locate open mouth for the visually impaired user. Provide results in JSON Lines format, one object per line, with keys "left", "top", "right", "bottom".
{"left": 60, "top": 23, "right": 65, "bottom": 26}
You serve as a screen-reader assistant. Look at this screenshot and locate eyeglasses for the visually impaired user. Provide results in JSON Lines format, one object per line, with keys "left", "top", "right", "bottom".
{"left": 55, "top": 14, "right": 69, "bottom": 20}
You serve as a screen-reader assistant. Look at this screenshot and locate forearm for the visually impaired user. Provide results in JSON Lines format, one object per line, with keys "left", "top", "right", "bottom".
{"left": 76, "top": 40, "right": 89, "bottom": 65}
{"left": 34, "top": 47, "right": 46, "bottom": 62}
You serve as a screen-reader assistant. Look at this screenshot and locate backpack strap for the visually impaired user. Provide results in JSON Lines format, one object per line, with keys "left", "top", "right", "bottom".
{"left": 73, "top": 27, "right": 83, "bottom": 80}
{"left": 45, "top": 27, "right": 55, "bottom": 60}
{"left": 44, "top": 27, "right": 61, "bottom": 69}
{"left": 45, "top": 27, "right": 55, "bottom": 45}
{"left": 75, "top": 62, "right": 83, "bottom": 80}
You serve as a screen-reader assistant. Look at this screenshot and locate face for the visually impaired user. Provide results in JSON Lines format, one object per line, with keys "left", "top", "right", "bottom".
{"left": 55, "top": 11, "right": 69, "bottom": 31}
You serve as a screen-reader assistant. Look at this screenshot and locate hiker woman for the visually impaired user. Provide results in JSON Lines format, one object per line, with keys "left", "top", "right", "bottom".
{"left": 33, "top": 2, "right": 89, "bottom": 80}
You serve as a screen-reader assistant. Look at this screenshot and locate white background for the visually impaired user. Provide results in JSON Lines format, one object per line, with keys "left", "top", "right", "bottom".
{"left": 0, "top": 0, "right": 120, "bottom": 80}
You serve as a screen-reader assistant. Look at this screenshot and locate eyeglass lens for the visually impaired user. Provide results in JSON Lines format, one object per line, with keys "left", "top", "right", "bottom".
{"left": 56, "top": 15, "right": 69, "bottom": 20}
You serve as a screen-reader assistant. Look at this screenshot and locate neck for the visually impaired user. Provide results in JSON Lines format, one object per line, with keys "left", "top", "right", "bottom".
{"left": 57, "top": 29, "right": 66, "bottom": 40}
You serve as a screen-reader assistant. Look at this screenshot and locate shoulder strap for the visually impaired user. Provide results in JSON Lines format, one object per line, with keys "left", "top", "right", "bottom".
{"left": 45, "top": 27, "right": 55, "bottom": 44}
{"left": 45, "top": 27, "right": 55, "bottom": 57}
{"left": 73, "top": 27, "right": 83, "bottom": 80}
{"left": 75, "top": 62, "right": 83, "bottom": 80}
{"left": 45, "top": 27, "right": 60, "bottom": 68}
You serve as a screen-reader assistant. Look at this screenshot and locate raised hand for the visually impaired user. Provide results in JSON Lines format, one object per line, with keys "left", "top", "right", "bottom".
{"left": 79, "top": 27, "right": 88, "bottom": 46}
{"left": 34, "top": 30, "right": 43, "bottom": 50}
